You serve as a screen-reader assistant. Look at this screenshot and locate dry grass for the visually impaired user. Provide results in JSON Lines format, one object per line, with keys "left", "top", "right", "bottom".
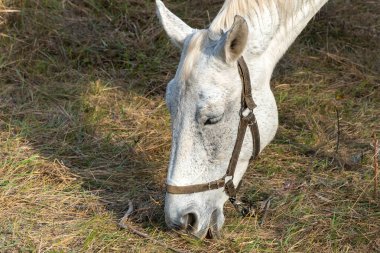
{"left": 0, "top": 0, "right": 379, "bottom": 252}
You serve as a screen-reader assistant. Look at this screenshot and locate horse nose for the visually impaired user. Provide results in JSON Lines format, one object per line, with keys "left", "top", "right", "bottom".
{"left": 167, "top": 211, "right": 199, "bottom": 232}
{"left": 180, "top": 212, "right": 198, "bottom": 231}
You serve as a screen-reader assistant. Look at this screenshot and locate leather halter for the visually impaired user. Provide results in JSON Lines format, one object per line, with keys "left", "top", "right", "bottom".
{"left": 166, "top": 56, "right": 260, "bottom": 215}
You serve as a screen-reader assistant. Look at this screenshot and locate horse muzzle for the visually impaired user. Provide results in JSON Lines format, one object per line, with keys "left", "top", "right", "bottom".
{"left": 164, "top": 193, "right": 225, "bottom": 239}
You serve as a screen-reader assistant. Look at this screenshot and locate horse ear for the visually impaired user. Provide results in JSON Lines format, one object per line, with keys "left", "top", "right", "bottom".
{"left": 219, "top": 15, "right": 249, "bottom": 63}
{"left": 156, "top": 0, "right": 194, "bottom": 48}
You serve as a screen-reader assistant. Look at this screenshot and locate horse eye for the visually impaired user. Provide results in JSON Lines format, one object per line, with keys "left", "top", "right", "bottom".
{"left": 204, "top": 114, "right": 224, "bottom": 125}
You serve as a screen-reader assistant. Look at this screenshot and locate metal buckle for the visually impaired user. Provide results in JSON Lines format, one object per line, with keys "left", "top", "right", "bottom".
{"left": 240, "top": 107, "right": 252, "bottom": 117}
{"left": 240, "top": 108, "right": 256, "bottom": 122}
{"left": 225, "top": 179, "right": 237, "bottom": 198}
{"left": 228, "top": 196, "right": 252, "bottom": 217}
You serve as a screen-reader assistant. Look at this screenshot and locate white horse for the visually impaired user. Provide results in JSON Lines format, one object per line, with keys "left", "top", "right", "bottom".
{"left": 156, "top": 0, "right": 328, "bottom": 238}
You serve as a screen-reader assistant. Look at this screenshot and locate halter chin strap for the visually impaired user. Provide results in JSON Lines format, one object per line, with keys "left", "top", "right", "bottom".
{"left": 166, "top": 56, "right": 260, "bottom": 214}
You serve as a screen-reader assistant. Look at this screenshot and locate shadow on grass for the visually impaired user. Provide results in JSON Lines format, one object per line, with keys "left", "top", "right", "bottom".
{"left": 0, "top": 0, "right": 174, "bottom": 230}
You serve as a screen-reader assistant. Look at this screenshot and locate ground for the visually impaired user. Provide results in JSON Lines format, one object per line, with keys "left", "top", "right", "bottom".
{"left": 0, "top": 0, "right": 379, "bottom": 252}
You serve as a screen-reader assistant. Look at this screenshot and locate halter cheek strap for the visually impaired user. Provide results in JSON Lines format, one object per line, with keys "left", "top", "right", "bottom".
{"left": 166, "top": 56, "right": 260, "bottom": 215}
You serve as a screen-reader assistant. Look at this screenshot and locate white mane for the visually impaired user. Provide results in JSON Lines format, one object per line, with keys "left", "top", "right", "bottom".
{"left": 209, "top": 0, "right": 311, "bottom": 34}
{"left": 177, "top": 0, "right": 318, "bottom": 81}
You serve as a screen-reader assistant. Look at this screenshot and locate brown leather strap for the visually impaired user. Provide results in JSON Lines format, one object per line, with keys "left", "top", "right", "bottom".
{"left": 166, "top": 178, "right": 225, "bottom": 194}
{"left": 249, "top": 113, "right": 260, "bottom": 159}
{"left": 166, "top": 56, "right": 260, "bottom": 196}
{"left": 225, "top": 58, "right": 259, "bottom": 181}
{"left": 237, "top": 57, "right": 256, "bottom": 110}
{"left": 225, "top": 113, "right": 250, "bottom": 177}
{"left": 224, "top": 110, "right": 259, "bottom": 197}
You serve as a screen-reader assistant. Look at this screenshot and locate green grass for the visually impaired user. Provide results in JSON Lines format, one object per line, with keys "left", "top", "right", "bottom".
{"left": 1, "top": 0, "right": 379, "bottom": 252}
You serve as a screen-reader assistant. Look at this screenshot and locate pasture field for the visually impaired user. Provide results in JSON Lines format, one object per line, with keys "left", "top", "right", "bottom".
{"left": 0, "top": 0, "right": 379, "bottom": 252}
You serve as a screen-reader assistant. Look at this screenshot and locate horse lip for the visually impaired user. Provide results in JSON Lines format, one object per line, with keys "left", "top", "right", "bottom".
{"left": 191, "top": 209, "right": 222, "bottom": 239}
{"left": 207, "top": 209, "right": 222, "bottom": 239}
{"left": 184, "top": 225, "right": 206, "bottom": 238}
{"left": 206, "top": 226, "right": 221, "bottom": 239}
{"left": 190, "top": 224, "right": 221, "bottom": 239}
{"left": 182, "top": 224, "right": 221, "bottom": 239}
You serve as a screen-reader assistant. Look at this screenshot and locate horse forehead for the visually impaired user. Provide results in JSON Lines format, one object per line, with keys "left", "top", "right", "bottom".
{"left": 178, "top": 30, "right": 214, "bottom": 81}
{"left": 170, "top": 30, "right": 228, "bottom": 108}
{"left": 176, "top": 83, "right": 225, "bottom": 114}
{"left": 174, "top": 66, "right": 228, "bottom": 110}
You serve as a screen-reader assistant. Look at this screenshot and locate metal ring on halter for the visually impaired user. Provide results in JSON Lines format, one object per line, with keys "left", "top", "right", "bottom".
{"left": 240, "top": 107, "right": 253, "bottom": 117}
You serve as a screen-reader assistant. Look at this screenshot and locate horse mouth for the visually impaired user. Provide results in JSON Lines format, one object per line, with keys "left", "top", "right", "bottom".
{"left": 165, "top": 204, "right": 224, "bottom": 239}
{"left": 191, "top": 225, "right": 221, "bottom": 239}
{"left": 207, "top": 209, "right": 222, "bottom": 239}
{"left": 194, "top": 209, "right": 221, "bottom": 239}
{"left": 206, "top": 226, "right": 221, "bottom": 239}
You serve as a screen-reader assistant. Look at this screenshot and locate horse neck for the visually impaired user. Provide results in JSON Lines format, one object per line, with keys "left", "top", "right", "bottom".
{"left": 212, "top": 0, "right": 329, "bottom": 89}
{"left": 261, "top": 0, "right": 329, "bottom": 68}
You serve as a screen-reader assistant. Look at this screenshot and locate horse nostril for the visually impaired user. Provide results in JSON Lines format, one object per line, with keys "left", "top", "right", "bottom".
{"left": 182, "top": 212, "right": 198, "bottom": 231}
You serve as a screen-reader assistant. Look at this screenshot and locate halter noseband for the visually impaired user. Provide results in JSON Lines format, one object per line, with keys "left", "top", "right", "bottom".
{"left": 166, "top": 56, "right": 261, "bottom": 215}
